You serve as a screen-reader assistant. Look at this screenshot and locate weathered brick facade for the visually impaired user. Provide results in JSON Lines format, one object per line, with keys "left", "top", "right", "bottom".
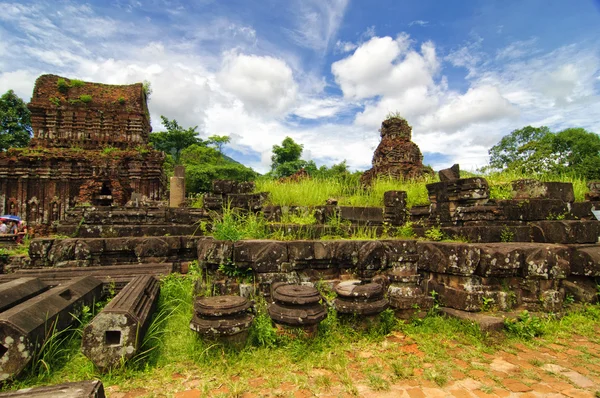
{"left": 0, "top": 75, "right": 165, "bottom": 231}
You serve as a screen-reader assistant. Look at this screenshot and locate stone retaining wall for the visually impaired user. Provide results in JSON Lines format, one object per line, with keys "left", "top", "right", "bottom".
{"left": 197, "top": 238, "right": 600, "bottom": 314}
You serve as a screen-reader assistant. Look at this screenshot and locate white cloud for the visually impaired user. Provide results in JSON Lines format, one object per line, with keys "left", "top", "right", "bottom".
{"left": 287, "top": 0, "right": 349, "bottom": 53}
{"left": 1, "top": 1, "right": 599, "bottom": 176}
{"left": 332, "top": 35, "right": 439, "bottom": 100}
{"left": 409, "top": 20, "right": 429, "bottom": 27}
{"left": 496, "top": 38, "right": 538, "bottom": 60}
{"left": 420, "top": 85, "right": 518, "bottom": 133}
{"left": 292, "top": 97, "right": 353, "bottom": 119}
{"left": 217, "top": 52, "right": 298, "bottom": 115}
{"left": 335, "top": 40, "right": 357, "bottom": 53}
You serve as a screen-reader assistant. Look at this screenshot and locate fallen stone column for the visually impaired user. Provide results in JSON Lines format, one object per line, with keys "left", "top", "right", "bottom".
{"left": 81, "top": 275, "right": 160, "bottom": 370}
{"left": 0, "top": 278, "right": 49, "bottom": 313}
{"left": 0, "top": 379, "right": 105, "bottom": 397}
{"left": 0, "top": 276, "right": 103, "bottom": 381}
{"left": 0, "top": 263, "right": 174, "bottom": 291}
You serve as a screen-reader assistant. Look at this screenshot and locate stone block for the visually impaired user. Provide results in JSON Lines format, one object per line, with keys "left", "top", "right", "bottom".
{"left": 562, "top": 278, "right": 598, "bottom": 303}
{"left": 0, "top": 264, "right": 174, "bottom": 289}
{"left": 0, "top": 276, "right": 103, "bottom": 380}
{"left": 388, "top": 284, "right": 432, "bottom": 310}
{"left": 313, "top": 205, "right": 338, "bottom": 224}
{"left": 0, "top": 380, "right": 106, "bottom": 398}
{"left": 82, "top": 275, "right": 160, "bottom": 370}
{"left": 475, "top": 243, "right": 523, "bottom": 277}
{"left": 570, "top": 201, "right": 599, "bottom": 220}
{"left": 234, "top": 240, "right": 288, "bottom": 273}
{"left": 440, "top": 307, "right": 504, "bottom": 332}
{"left": 417, "top": 242, "right": 481, "bottom": 276}
{"left": 0, "top": 278, "right": 49, "bottom": 313}
{"left": 383, "top": 191, "right": 407, "bottom": 207}
{"left": 212, "top": 180, "right": 255, "bottom": 195}
{"left": 512, "top": 180, "right": 575, "bottom": 202}
{"left": 519, "top": 243, "right": 571, "bottom": 279}
{"left": 338, "top": 206, "right": 383, "bottom": 225}
{"left": 569, "top": 245, "right": 600, "bottom": 276}
{"left": 534, "top": 220, "right": 600, "bottom": 244}
{"left": 500, "top": 199, "right": 570, "bottom": 222}
{"left": 426, "top": 274, "right": 484, "bottom": 312}
{"left": 438, "top": 163, "right": 460, "bottom": 182}
{"left": 197, "top": 238, "right": 233, "bottom": 268}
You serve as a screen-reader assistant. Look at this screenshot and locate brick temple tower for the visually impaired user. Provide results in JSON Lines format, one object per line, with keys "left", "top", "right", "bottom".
{"left": 0, "top": 75, "right": 165, "bottom": 231}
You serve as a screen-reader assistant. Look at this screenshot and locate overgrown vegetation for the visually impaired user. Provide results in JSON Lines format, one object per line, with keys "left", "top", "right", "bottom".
{"left": 6, "top": 270, "right": 600, "bottom": 395}
{"left": 255, "top": 168, "right": 589, "bottom": 208}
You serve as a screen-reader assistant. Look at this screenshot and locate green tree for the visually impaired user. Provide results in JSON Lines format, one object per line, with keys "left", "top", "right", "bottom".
{"left": 0, "top": 90, "right": 32, "bottom": 151}
{"left": 487, "top": 126, "right": 552, "bottom": 172}
{"left": 486, "top": 125, "right": 600, "bottom": 178}
{"left": 181, "top": 144, "right": 257, "bottom": 192}
{"left": 207, "top": 135, "right": 231, "bottom": 154}
{"left": 149, "top": 116, "right": 203, "bottom": 163}
{"left": 270, "top": 137, "right": 308, "bottom": 178}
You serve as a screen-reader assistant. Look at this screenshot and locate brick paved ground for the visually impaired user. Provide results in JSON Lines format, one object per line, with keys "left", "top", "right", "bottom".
{"left": 106, "top": 330, "right": 600, "bottom": 398}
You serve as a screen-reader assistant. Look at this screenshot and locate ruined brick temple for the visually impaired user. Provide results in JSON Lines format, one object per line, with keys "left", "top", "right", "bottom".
{"left": 0, "top": 75, "right": 165, "bottom": 230}
{"left": 361, "top": 117, "right": 432, "bottom": 185}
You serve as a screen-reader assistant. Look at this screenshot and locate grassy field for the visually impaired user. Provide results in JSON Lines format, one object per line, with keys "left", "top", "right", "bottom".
{"left": 255, "top": 170, "right": 589, "bottom": 208}
{"left": 3, "top": 270, "right": 600, "bottom": 396}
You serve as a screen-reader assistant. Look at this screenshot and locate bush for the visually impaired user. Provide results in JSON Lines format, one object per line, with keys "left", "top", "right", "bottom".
{"left": 70, "top": 79, "right": 85, "bottom": 88}
{"left": 56, "top": 78, "right": 69, "bottom": 93}
{"left": 79, "top": 95, "right": 92, "bottom": 103}
{"left": 504, "top": 310, "right": 546, "bottom": 339}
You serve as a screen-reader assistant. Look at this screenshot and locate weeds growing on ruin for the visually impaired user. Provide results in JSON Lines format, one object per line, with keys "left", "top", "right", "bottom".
{"left": 5, "top": 270, "right": 600, "bottom": 394}
{"left": 256, "top": 169, "right": 590, "bottom": 210}
{"left": 504, "top": 310, "right": 546, "bottom": 339}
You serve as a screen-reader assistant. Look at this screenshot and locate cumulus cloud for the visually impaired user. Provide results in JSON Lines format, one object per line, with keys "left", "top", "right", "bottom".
{"left": 217, "top": 52, "right": 298, "bottom": 115}
{"left": 1, "top": 1, "right": 599, "bottom": 175}
{"left": 420, "top": 85, "right": 518, "bottom": 133}
{"left": 331, "top": 35, "right": 440, "bottom": 99}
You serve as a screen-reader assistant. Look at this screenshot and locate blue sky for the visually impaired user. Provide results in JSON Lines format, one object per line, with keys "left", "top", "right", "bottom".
{"left": 1, "top": 0, "right": 599, "bottom": 173}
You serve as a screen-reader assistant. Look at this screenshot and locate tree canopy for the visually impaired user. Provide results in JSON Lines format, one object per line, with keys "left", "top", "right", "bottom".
{"left": 207, "top": 135, "right": 231, "bottom": 154}
{"left": 149, "top": 116, "right": 203, "bottom": 163}
{"left": 151, "top": 117, "right": 256, "bottom": 192}
{"left": 487, "top": 125, "right": 600, "bottom": 179}
{"left": 269, "top": 137, "right": 311, "bottom": 178}
{"left": 0, "top": 90, "right": 32, "bottom": 151}
{"left": 181, "top": 144, "right": 257, "bottom": 192}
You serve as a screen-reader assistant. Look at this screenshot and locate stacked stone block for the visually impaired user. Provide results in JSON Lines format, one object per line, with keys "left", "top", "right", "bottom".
{"left": 203, "top": 180, "right": 267, "bottom": 212}
{"left": 383, "top": 191, "right": 408, "bottom": 226}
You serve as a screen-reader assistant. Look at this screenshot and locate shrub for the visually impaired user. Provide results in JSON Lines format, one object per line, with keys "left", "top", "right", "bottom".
{"left": 56, "top": 78, "right": 69, "bottom": 93}
{"left": 504, "top": 310, "right": 546, "bottom": 339}
{"left": 70, "top": 79, "right": 85, "bottom": 88}
{"left": 78, "top": 94, "right": 92, "bottom": 103}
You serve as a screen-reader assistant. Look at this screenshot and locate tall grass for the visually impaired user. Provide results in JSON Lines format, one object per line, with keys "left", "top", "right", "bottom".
{"left": 255, "top": 170, "right": 589, "bottom": 208}
{"left": 481, "top": 169, "right": 589, "bottom": 202}
{"left": 255, "top": 175, "right": 437, "bottom": 208}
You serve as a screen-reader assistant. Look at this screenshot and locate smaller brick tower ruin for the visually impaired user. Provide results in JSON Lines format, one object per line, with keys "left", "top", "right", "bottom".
{"left": 0, "top": 75, "right": 166, "bottom": 231}
{"left": 360, "top": 117, "right": 432, "bottom": 185}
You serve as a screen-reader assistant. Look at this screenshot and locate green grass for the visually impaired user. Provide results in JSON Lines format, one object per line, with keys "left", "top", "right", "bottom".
{"left": 4, "top": 270, "right": 600, "bottom": 395}
{"left": 255, "top": 175, "right": 436, "bottom": 208}
{"left": 255, "top": 170, "right": 589, "bottom": 209}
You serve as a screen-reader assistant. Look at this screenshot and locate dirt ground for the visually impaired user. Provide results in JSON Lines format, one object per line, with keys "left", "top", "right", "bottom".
{"left": 106, "top": 330, "right": 600, "bottom": 398}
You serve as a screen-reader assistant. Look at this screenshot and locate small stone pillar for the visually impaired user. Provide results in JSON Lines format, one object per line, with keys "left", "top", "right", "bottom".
{"left": 383, "top": 191, "right": 407, "bottom": 226}
{"left": 170, "top": 165, "right": 185, "bottom": 207}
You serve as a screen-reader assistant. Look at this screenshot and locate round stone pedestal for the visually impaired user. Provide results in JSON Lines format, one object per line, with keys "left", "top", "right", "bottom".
{"left": 190, "top": 295, "right": 254, "bottom": 349}
{"left": 268, "top": 284, "right": 327, "bottom": 338}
